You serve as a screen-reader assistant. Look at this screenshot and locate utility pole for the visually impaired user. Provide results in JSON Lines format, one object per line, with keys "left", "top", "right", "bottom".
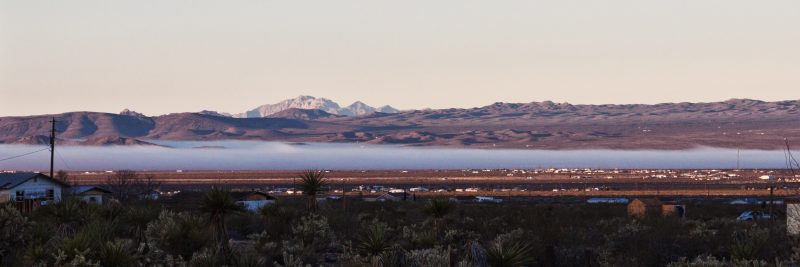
{"left": 49, "top": 117, "right": 56, "bottom": 178}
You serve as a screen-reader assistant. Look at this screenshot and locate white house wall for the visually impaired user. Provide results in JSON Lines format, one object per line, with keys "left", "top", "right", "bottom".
{"left": 9, "top": 177, "right": 63, "bottom": 203}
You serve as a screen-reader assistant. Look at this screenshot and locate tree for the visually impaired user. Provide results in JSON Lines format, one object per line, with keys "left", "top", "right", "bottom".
{"left": 55, "top": 170, "right": 71, "bottom": 186}
{"left": 298, "top": 170, "right": 327, "bottom": 213}
{"left": 198, "top": 186, "right": 244, "bottom": 262}
{"left": 105, "top": 170, "right": 161, "bottom": 202}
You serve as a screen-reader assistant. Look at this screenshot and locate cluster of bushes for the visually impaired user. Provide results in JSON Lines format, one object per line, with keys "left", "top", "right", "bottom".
{"left": 1, "top": 173, "right": 799, "bottom": 266}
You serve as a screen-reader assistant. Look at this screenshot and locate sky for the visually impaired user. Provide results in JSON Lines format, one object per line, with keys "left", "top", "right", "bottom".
{"left": 1, "top": 1, "right": 798, "bottom": 116}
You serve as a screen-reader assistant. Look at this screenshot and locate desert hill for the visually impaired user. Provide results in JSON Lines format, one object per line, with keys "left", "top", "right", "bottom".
{"left": 1, "top": 98, "right": 798, "bottom": 149}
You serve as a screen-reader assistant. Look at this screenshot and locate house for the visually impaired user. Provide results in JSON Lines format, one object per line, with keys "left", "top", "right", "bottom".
{"left": 231, "top": 191, "right": 276, "bottom": 212}
{"left": 627, "top": 198, "right": 662, "bottom": 219}
{"left": 71, "top": 186, "right": 113, "bottom": 205}
{"left": 0, "top": 173, "right": 69, "bottom": 212}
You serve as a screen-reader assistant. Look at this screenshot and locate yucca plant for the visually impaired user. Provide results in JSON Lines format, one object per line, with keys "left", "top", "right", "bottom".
{"left": 356, "top": 222, "right": 392, "bottom": 256}
{"left": 298, "top": 170, "right": 327, "bottom": 213}
{"left": 188, "top": 248, "right": 225, "bottom": 267}
{"left": 40, "top": 197, "right": 86, "bottom": 227}
{"left": 123, "top": 205, "right": 162, "bottom": 249}
{"left": 422, "top": 196, "right": 455, "bottom": 230}
{"left": 98, "top": 241, "right": 135, "bottom": 267}
{"left": 199, "top": 186, "right": 244, "bottom": 263}
{"left": 485, "top": 239, "right": 534, "bottom": 267}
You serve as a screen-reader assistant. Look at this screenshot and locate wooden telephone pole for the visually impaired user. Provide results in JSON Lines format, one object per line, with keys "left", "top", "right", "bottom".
{"left": 49, "top": 117, "right": 56, "bottom": 178}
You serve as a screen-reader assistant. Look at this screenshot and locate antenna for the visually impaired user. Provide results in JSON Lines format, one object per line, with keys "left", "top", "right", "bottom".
{"left": 49, "top": 117, "right": 57, "bottom": 178}
{"left": 737, "top": 147, "right": 741, "bottom": 171}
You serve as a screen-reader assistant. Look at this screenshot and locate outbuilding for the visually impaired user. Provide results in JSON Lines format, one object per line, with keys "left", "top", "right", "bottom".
{"left": 661, "top": 201, "right": 686, "bottom": 218}
{"left": 71, "top": 186, "right": 113, "bottom": 205}
{"left": 627, "top": 198, "right": 663, "bottom": 219}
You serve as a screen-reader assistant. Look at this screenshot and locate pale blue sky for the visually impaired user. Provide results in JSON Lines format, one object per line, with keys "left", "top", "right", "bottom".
{"left": 1, "top": 1, "right": 798, "bottom": 116}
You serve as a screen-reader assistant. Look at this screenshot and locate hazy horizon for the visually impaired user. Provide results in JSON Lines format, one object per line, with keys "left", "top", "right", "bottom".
{"left": 2, "top": 1, "right": 799, "bottom": 116}
{"left": 1, "top": 140, "right": 795, "bottom": 170}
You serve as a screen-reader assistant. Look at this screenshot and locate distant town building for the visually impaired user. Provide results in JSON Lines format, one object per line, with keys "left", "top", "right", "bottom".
{"left": 364, "top": 192, "right": 405, "bottom": 202}
{"left": 0, "top": 173, "right": 68, "bottom": 212}
{"left": 231, "top": 191, "right": 276, "bottom": 212}
{"left": 587, "top": 198, "right": 629, "bottom": 204}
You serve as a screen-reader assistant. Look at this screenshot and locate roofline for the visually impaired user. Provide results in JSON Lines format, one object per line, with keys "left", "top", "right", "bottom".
{"left": 0, "top": 173, "right": 70, "bottom": 189}
{"left": 74, "top": 186, "right": 113, "bottom": 194}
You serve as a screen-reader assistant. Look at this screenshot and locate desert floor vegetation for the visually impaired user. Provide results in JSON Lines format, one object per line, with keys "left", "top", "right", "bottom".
{"left": 2, "top": 188, "right": 799, "bottom": 267}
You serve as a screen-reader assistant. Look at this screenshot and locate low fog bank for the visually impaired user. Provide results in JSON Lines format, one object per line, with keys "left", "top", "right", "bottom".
{"left": 0, "top": 140, "right": 794, "bottom": 171}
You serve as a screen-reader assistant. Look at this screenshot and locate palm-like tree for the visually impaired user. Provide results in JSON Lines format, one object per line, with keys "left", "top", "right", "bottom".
{"left": 298, "top": 170, "right": 327, "bottom": 212}
{"left": 199, "top": 186, "right": 244, "bottom": 258}
{"left": 422, "top": 196, "right": 455, "bottom": 230}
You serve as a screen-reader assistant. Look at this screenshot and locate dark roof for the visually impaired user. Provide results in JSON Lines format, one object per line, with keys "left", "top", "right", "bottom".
{"left": 0, "top": 173, "right": 69, "bottom": 189}
{"left": 72, "top": 186, "right": 113, "bottom": 195}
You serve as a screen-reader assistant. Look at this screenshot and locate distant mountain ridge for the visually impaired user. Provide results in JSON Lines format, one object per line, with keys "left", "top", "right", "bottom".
{"left": 1, "top": 98, "right": 799, "bottom": 150}
{"left": 235, "top": 95, "right": 399, "bottom": 118}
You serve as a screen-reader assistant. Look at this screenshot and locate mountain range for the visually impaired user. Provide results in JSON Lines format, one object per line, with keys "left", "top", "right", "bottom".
{"left": 234, "top": 96, "right": 398, "bottom": 118}
{"left": 1, "top": 97, "right": 798, "bottom": 149}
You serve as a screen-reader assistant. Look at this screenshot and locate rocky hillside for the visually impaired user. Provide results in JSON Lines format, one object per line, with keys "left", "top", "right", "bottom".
{"left": 1, "top": 99, "right": 798, "bottom": 149}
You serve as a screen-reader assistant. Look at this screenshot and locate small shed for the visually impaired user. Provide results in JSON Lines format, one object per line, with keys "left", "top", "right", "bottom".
{"left": 71, "top": 186, "right": 113, "bottom": 205}
{"left": 627, "top": 198, "right": 662, "bottom": 219}
{"left": 661, "top": 201, "right": 686, "bottom": 218}
{"left": 231, "top": 191, "right": 276, "bottom": 212}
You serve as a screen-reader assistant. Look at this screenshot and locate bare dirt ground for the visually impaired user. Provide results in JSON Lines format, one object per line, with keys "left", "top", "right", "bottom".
{"left": 69, "top": 169, "right": 800, "bottom": 197}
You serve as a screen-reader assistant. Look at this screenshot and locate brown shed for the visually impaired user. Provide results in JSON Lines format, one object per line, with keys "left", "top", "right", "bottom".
{"left": 627, "top": 198, "right": 662, "bottom": 219}
{"left": 661, "top": 201, "right": 686, "bottom": 218}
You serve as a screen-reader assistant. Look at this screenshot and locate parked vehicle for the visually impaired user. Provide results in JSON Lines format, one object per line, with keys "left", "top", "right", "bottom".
{"left": 736, "top": 211, "right": 773, "bottom": 221}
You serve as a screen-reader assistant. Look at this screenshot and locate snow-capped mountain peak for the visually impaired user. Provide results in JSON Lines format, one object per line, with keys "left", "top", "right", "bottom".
{"left": 236, "top": 96, "right": 397, "bottom": 118}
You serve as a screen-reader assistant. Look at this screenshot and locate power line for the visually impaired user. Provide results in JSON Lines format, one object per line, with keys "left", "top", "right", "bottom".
{"left": 0, "top": 147, "right": 50, "bottom": 162}
{"left": 55, "top": 150, "right": 72, "bottom": 170}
